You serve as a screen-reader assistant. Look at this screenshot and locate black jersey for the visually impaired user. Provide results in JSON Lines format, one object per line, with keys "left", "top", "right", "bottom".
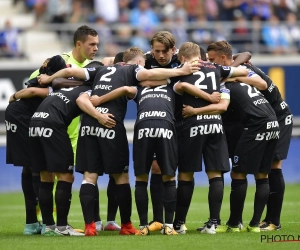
{"left": 175, "top": 61, "right": 233, "bottom": 124}
{"left": 8, "top": 96, "right": 43, "bottom": 117}
{"left": 85, "top": 63, "right": 141, "bottom": 123}
{"left": 242, "top": 62, "right": 291, "bottom": 116}
{"left": 225, "top": 81, "right": 277, "bottom": 127}
{"left": 134, "top": 84, "right": 175, "bottom": 125}
{"left": 144, "top": 52, "right": 180, "bottom": 69}
{"left": 31, "top": 85, "right": 91, "bottom": 126}
{"left": 8, "top": 83, "right": 49, "bottom": 116}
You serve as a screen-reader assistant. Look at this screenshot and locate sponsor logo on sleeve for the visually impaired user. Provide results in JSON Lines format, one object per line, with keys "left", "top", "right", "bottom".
{"left": 222, "top": 66, "right": 230, "bottom": 70}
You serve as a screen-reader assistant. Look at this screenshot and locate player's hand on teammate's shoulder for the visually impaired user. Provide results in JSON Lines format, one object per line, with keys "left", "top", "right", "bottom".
{"left": 96, "top": 113, "right": 116, "bottom": 128}
{"left": 37, "top": 74, "right": 51, "bottom": 85}
{"left": 180, "top": 61, "right": 200, "bottom": 75}
{"left": 210, "top": 92, "right": 221, "bottom": 104}
{"left": 182, "top": 104, "right": 196, "bottom": 118}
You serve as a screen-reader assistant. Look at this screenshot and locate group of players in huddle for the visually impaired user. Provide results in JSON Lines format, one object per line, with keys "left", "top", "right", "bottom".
{"left": 5, "top": 25, "right": 292, "bottom": 236}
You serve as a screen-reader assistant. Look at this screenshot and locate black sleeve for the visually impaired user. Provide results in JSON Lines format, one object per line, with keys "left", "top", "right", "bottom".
{"left": 217, "top": 64, "right": 233, "bottom": 79}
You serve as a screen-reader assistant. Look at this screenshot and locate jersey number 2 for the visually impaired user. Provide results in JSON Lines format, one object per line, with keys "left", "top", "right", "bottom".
{"left": 100, "top": 67, "right": 116, "bottom": 82}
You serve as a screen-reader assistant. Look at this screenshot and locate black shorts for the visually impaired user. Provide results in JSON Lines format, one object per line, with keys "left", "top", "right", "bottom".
{"left": 75, "top": 119, "right": 129, "bottom": 175}
{"left": 29, "top": 120, "right": 74, "bottom": 173}
{"left": 233, "top": 128, "right": 279, "bottom": 175}
{"left": 223, "top": 121, "right": 244, "bottom": 160}
{"left": 5, "top": 107, "right": 32, "bottom": 167}
{"left": 178, "top": 122, "right": 230, "bottom": 173}
{"left": 273, "top": 113, "right": 293, "bottom": 161}
{"left": 133, "top": 120, "right": 177, "bottom": 177}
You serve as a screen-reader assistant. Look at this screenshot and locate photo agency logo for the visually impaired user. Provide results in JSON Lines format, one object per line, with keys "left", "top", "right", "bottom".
{"left": 261, "top": 234, "right": 300, "bottom": 243}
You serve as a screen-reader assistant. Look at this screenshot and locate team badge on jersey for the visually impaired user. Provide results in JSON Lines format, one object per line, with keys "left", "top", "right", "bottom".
{"left": 87, "top": 68, "right": 96, "bottom": 71}
{"left": 248, "top": 70, "right": 257, "bottom": 77}
{"left": 220, "top": 87, "right": 230, "bottom": 94}
{"left": 222, "top": 66, "right": 230, "bottom": 70}
{"left": 234, "top": 156, "right": 239, "bottom": 163}
{"left": 171, "top": 63, "right": 179, "bottom": 68}
{"left": 135, "top": 65, "right": 144, "bottom": 73}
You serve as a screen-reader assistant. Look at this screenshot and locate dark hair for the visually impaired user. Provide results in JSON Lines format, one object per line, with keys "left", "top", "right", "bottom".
{"left": 84, "top": 61, "right": 104, "bottom": 68}
{"left": 26, "top": 55, "right": 67, "bottom": 87}
{"left": 150, "top": 31, "right": 176, "bottom": 50}
{"left": 113, "top": 52, "right": 124, "bottom": 63}
{"left": 200, "top": 47, "right": 207, "bottom": 61}
{"left": 73, "top": 25, "right": 98, "bottom": 46}
{"left": 39, "top": 55, "right": 67, "bottom": 75}
{"left": 207, "top": 41, "right": 233, "bottom": 59}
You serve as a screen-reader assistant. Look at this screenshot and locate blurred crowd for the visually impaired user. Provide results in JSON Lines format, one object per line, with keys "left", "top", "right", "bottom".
{"left": 3, "top": 0, "right": 300, "bottom": 58}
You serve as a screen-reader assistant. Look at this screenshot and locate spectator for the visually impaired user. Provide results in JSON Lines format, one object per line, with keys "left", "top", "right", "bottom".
{"left": 94, "top": 17, "right": 117, "bottom": 55}
{"left": 130, "top": 29, "right": 149, "bottom": 52}
{"left": 33, "top": 0, "right": 48, "bottom": 24}
{"left": 0, "top": 19, "right": 25, "bottom": 58}
{"left": 230, "top": 10, "right": 252, "bottom": 52}
{"left": 184, "top": 0, "right": 202, "bottom": 22}
{"left": 218, "top": 0, "right": 243, "bottom": 21}
{"left": 94, "top": 0, "right": 119, "bottom": 23}
{"left": 273, "top": 0, "right": 297, "bottom": 21}
{"left": 47, "top": 0, "right": 72, "bottom": 24}
{"left": 241, "top": 0, "right": 272, "bottom": 21}
{"left": 68, "top": 0, "right": 90, "bottom": 24}
{"left": 285, "top": 12, "right": 300, "bottom": 52}
{"left": 205, "top": 0, "right": 219, "bottom": 21}
{"left": 129, "top": 0, "right": 160, "bottom": 35}
{"left": 210, "top": 23, "right": 228, "bottom": 43}
{"left": 190, "top": 14, "right": 212, "bottom": 48}
{"left": 115, "top": 25, "right": 132, "bottom": 50}
{"left": 118, "top": 0, "right": 131, "bottom": 23}
{"left": 161, "top": 0, "right": 189, "bottom": 47}
{"left": 261, "top": 14, "right": 293, "bottom": 54}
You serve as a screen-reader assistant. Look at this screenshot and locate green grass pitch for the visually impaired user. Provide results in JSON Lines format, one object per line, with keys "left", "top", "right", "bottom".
{"left": 0, "top": 184, "right": 299, "bottom": 250}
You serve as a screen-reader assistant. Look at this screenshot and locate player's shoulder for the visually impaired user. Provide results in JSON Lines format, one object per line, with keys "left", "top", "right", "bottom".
{"left": 169, "top": 54, "right": 180, "bottom": 68}
{"left": 61, "top": 52, "right": 71, "bottom": 63}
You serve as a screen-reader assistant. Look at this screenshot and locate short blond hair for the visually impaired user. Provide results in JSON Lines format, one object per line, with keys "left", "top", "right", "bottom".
{"left": 123, "top": 47, "right": 145, "bottom": 63}
{"left": 178, "top": 42, "right": 200, "bottom": 61}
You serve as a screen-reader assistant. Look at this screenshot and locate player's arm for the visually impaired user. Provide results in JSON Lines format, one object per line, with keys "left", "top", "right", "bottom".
{"left": 182, "top": 86, "right": 230, "bottom": 117}
{"left": 76, "top": 93, "right": 116, "bottom": 128}
{"left": 9, "top": 87, "right": 50, "bottom": 103}
{"left": 38, "top": 68, "right": 87, "bottom": 85}
{"left": 182, "top": 99, "right": 230, "bottom": 118}
{"left": 226, "top": 70, "right": 267, "bottom": 90}
{"left": 90, "top": 86, "right": 137, "bottom": 107}
{"left": 230, "top": 75, "right": 267, "bottom": 90}
{"left": 137, "top": 62, "right": 200, "bottom": 81}
{"left": 52, "top": 78, "right": 84, "bottom": 89}
{"left": 174, "top": 81, "right": 220, "bottom": 103}
{"left": 227, "top": 66, "right": 249, "bottom": 78}
{"left": 232, "top": 52, "right": 252, "bottom": 66}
